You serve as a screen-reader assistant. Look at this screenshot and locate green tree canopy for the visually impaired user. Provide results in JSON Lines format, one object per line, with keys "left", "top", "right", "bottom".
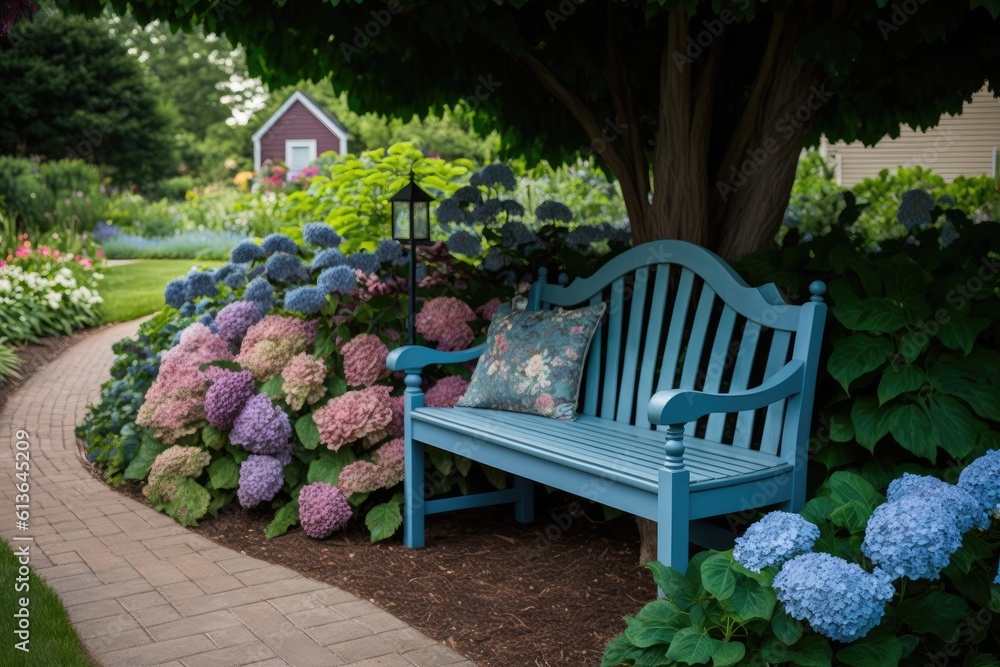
{"left": 0, "top": 10, "right": 177, "bottom": 185}
{"left": 35, "top": 0, "right": 1000, "bottom": 257}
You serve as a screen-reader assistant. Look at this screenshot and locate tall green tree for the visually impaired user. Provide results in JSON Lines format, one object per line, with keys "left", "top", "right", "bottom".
{"left": 43, "top": 0, "right": 1000, "bottom": 258}
{"left": 0, "top": 10, "right": 177, "bottom": 185}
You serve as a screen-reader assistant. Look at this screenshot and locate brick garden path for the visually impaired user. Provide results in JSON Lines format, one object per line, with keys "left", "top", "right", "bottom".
{"left": 1, "top": 321, "right": 474, "bottom": 667}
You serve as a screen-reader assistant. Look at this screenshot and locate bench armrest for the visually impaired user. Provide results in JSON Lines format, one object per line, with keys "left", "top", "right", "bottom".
{"left": 647, "top": 360, "right": 805, "bottom": 426}
{"left": 386, "top": 344, "right": 487, "bottom": 372}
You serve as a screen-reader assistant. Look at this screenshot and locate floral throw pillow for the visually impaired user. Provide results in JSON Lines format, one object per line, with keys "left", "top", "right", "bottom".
{"left": 455, "top": 302, "right": 607, "bottom": 420}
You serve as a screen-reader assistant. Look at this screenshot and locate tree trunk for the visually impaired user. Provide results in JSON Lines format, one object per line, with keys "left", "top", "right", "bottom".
{"left": 636, "top": 517, "right": 658, "bottom": 565}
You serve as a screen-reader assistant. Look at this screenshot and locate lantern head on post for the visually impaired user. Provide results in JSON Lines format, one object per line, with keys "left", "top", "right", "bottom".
{"left": 390, "top": 169, "right": 435, "bottom": 345}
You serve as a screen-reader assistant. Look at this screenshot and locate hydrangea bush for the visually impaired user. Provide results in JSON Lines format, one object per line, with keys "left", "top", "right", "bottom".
{"left": 603, "top": 458, "right": 1000, "bottom": 667}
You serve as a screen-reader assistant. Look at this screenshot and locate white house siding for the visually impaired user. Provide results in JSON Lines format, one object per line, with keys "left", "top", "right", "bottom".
{"left": 822, "top": 86, "right": 1000, "bottom": 186}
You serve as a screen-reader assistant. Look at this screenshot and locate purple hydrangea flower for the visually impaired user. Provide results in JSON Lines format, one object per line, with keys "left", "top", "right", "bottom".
{"left": 303, "top": 222, "right": 341, "bottom": 249}
{"left": 214, "top": 301, "right": 261, "bottom": 345}
{"left": 237, "top": 455, "right": 286, "bottom": 508}
{"left": 298, "top": 482, "right": 352, "bottom": 539}
{"left": 204, "top": 369, "right": 256, "bottom": 430}
{"left": 733, "top": 511, "right": 820, "bottom": 573}
{"left": 773, "top": 552, "right": 895, "bottom": 643}
{"left": 231, "top": 393, "right": 292, "bottom": 456}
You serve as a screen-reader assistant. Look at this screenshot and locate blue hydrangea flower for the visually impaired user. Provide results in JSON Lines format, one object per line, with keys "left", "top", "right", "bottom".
{"left": 995, "top": 560, "right": 1000, "bottom": 585}
{"left": 598, "top": 221, "right": 631, "bottom": 244}
{"left": 260, "top": 233, "right": 298, "bottom": 256}
{"left": 284, "top": 286, "right": 328, "bottom": 315}
{"left": 565, "top": 225, "right": 605, "bottom": 250}
{"left": 446, "top": 230, "right": 483, "bottom": 257}
{"left": 733, "top": 511, "right": 820, "bottom": 573}
{"left": 862, "top": 495, "right": 963, "bottom": 581}
{"left": 317, "top": 265, "right": 357, "bottom": 294}
{"left": 164, "top": 279, "right": 187, "bottom": 309}
{"left": 435, "top": 199, "right": 473, "bottom": 226}
{"left": 471, "top": 163, "right": 516, "bottom": 191}
{"left": 265, "top": 253, "right": 303, "bottom": 283}
{"left": 897, "top": 190, "right": 935, "bottom": 230}
{"left": 195, "top": 300, "right": 211, "bottom": 315}
{"left": 452, "top": 185, "right": 483, "bottom": 205}
{"left": 224, "top": 270, "right": 247, "bottom": 290}
{"left": 213, "top": 263, "right": 238, "bottom": 283}
{"left": 237, "top": 455, "right": 286, "bottom": 509}
{"left": 231, "top": 240, "right": 265, "bottom": 264}
{"left": 887, "top": 473, "right": 989, "bottom": 532}
{"left": 185, "top": 271, "right": 218, "bottom": 300}
{"left": 535, "top": 200, "right": 573, "bottom": 223}
{"left": 244, "top": 277, "right": 274, "bottom": 315}
{"left": 482, "top": 247, "right": 511, "bottom": 272}
{"left": 773, "top": 552, "right": 895, "bottom": 643}
{"left": 500, "top": 221, "right": 541, "bottom": 250}
{"left": 348, "top": 251, "right": 379, "bottom": 275}
{"left": 197, "top": 313, "right": 215, "bottom": 330}
{"left": 939, "top": 220, "right": 959, "bottom": 248}
{"left": 311, "top": 247, "right": 347, "bottom": 271}
{"left": 374, "top": 238, "right": 403, "bottom": 265}
{"left": 959, "top": 450, "right": 1000, "bottom": 516}
{"left": 302, "top": 222, "right": 341, "bottom": 249}
{"left": 474, "top": 198, "right": 504, "bottom": 222}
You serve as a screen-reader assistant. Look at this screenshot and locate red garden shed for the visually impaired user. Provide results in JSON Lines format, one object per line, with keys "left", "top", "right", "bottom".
{"left": 251, "top": 90, "right": 350, "bottom": 178}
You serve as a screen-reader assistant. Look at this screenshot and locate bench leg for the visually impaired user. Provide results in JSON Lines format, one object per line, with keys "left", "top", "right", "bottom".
{"left": 513, "top": 476, "right": 534, "bottom": 524}
{"left": 403, "top": 439, "right": 425, "bottom": 548}
{"left": 657, "top": 468, "right": 690, "bottom": 574}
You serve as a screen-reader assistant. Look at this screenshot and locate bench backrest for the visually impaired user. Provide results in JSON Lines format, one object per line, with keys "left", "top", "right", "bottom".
{"left": 526, "top": 240, "right": 826, "bottom": 462}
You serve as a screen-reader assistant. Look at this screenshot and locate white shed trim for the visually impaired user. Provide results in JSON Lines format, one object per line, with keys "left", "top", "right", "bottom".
{"left": 251, "top": 90, "right": 350, "bottom": 171}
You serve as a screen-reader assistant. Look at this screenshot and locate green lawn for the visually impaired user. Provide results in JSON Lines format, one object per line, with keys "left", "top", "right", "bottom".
{"left": 0, "top": 539, "right": 95, "bottom": 666}
{"left": 99, "top": 259, "right": 223, "bottom": 324}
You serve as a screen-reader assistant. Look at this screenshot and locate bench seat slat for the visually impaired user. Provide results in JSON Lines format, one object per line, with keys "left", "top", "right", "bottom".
{"left": 412, "top": 408, "right": 787, "bottom": 489}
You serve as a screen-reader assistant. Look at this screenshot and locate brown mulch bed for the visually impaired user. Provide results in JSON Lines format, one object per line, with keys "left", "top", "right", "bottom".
{"left": 109, "top": 478, "right": 655, "bottom": 666}
{"left": 0, "top": 328, "right": 103, "bottom": 415}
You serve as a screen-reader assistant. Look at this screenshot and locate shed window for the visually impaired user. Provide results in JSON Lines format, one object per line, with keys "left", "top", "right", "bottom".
{"left": 285, "top": 140, "right": 318, "bottom": 177}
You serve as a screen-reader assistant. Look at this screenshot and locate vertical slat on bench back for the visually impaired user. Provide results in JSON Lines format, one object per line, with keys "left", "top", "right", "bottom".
{"left": 616, "top": 267, "right": 649, "bottom": 423}
{"left": 582, "top": 293, "right": 604, "bottom": 416}
{"left": 702, "top": 306, "right": 738, "bottom": 441}
{"left": 633, "top": 266, "right": 672, "bottom": 427}
{"left": 679, "top": 284, "right": 716, "bottom": 436}
{"left": 730, "top": 321, "right": 762, "bottom": 449}
{"left": 600, "top": 277, "right": 626, "bottom": 419}
{"left": 656, "top": 268, "right": 696, "bottom": 396}
{"left": 760, "top": 330, "right": 793, "bottom": 454}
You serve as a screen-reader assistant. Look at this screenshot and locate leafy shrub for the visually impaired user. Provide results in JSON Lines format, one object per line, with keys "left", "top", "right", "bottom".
{"left": 0, "top": 338, "right": 21, "bottom": 382}
{"left": 144, "top": 176, "right": 197, "bottom": 202}
{"left": 0, "top": 157, "right": 109, "bottom": 236}
{"left": 0, "top": 241, "right": 103, "bottom": 344}
{"left": 603, "top": 461, "right": 1000, "bottom": 667}
{"left": 98, "top": 230, "right": 249, "bottom": 260}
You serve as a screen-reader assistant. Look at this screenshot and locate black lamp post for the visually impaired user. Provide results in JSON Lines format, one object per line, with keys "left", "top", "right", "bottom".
{"left": 390, "top": 169, "right": 434, "bottom": 345}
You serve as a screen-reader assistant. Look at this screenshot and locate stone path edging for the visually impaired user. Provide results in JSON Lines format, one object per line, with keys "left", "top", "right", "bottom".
{"left": 1, "top": 320, "right": 473, "bottom": 667}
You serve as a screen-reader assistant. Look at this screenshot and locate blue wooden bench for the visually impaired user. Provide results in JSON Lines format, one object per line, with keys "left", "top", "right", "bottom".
{"left": 386, "top": 240, "right": 827, "bottom": 573}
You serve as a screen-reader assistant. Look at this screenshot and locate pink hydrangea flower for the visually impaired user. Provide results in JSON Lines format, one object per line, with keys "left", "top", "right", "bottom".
{"left": 137, "top": 323, "right": 234, "bottom": 443}
{"left": 386, "top": 395, "right": 405, "bottom": 438}
{"left": 281, "top": 353, "right": 327, "bottom": 411}
{"left": 477, "top": 297, "right": 503, "bottom": 322}
{"left": 298, "top": 482, "right": 352, "bottom": 538}
{"left": 143, "top": 446, "right": 212, "bottom": 505}
{"left": 415, "top": 297, "right": 476, "bottom": 351}
{"left": 337, "top": 437, "right": 405, "bottom": 495}
{"left": 236, "top": 315, "right": 317, "bottom": 382}
{"left": 340, "top": 333, "right": 390, "bottom": 387}
{"left": 313, "top": 385, "right": 393, "bottom": 451}
{"left": 424, "top": 375, "right": 470, "bottom": 408}
{"left": 373, "top": 438, "right": 404, "bottom": 487}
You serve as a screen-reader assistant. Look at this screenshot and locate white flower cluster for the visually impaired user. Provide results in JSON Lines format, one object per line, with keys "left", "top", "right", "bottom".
{"left": 0, "top": 263, "right": 103, "bottom": 312}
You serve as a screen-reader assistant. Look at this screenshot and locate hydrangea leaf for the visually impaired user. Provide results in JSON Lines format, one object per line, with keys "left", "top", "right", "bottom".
{"left": 770, "top": 605, "right": 803, "bottom": 646}
{"left": 264, "top": 500, "right": 299, "bottom": 539}
{"left": 480, "top": 464, "right": 507, "bottom": 490}
{"left": 825, "top": 471, "right": 884, "bottom": 513}
{"left": 927, "top": 395, "right": 979, "bottom": 460}
{"left": 829, "top": 499, "right": 873, "bottom": 535}
{"left": 711, "top": 641, "right": 746, "bottom": 667}
{"left": 828, "top": 410, "right": 855, "bottom": 443}
{"left": 454, "top": 455, "right": 472, "bottom": 477}
{"left": 727, "top": 575, "right": 776, "bottom": 623}
{"left": 800, "top": 496, "right": 835, "bottom": 525}
{"left": 260, "top": 375, "right": 285, "bottom": 399}
{"left": 833, "top": 297, "right": 911, "bottom": 333}
{"left": 163, "top": 478, "right": 211, "bottom": 527}
{"left": 427, "top": 447, "right": 454, "bottom": 476}
{"left": 622, "top": 600, "right": 685, "bottom": 648}
{"left": 664, "top": 627, "right": 715, "bottom": 665}
{"left": 701, "top": 552, "right": 737, "bottom": 599}
{"left": 850, "top": 398, "right": 901, "bottom": 452}
{"left": 828, "top": 334, "right": 893, "bottom": 393}
{"left": 202, "top": 425, "right": 227, "bottom": 451}
{"left": 207, "top": 455, "right": 239, "bottom": 490}
{"left": 888, "top": 404, "right": 937, "bottom": 464}
{"left": 600, "top": 634, "right": 642, "bottom": 667}
{"left": 365, "top": 499, "right": 402, "bottom": 543}
{"left": 295, "top": 413, "right": 321, "bottom": 450}
{"left": 897, "top": 591, "right": 971, "bottom": 641}
{"left": 934, "top": 317, "right": 990, "bottom": 356}
{"left": 836, "top": 632, "right": 903, "bottom": 667}
{"left": 645, "top": 561, "right": 694, "bottom": 611}
{"left": 898, "top": 331, "right": 930, "bottom": 364}
{"left": 123, "top": 434, "right": 168, "bottom": 481}
{"left": 307, "top": 449, "right": 356, "bottom": 486}
{"left": 760, "top": 636, "right": 833, "bottom": 667}
{"left": 877, "top": 365, "right": 924, "bottom": 405}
